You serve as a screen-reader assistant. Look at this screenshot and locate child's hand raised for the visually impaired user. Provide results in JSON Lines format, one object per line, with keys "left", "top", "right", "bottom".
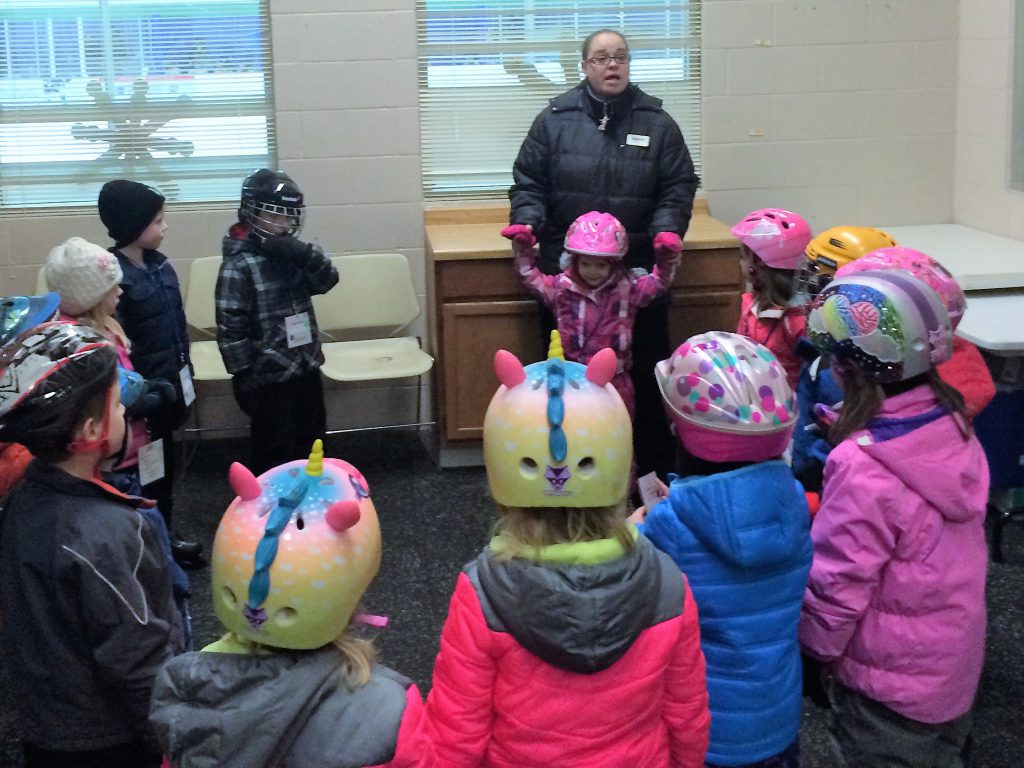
{"left": 653, "top": 231, "right": 682, "bottom": 258}
{"left": 501, "top": 224, "right": 536, "bottom": 251}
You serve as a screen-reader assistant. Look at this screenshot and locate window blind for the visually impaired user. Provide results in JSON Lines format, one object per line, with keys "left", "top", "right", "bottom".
{"left": 417, "top": 0, "right": 701, "bottom": 200}
{"left": 0, "top": 0, "right": 274, "bottom": 209}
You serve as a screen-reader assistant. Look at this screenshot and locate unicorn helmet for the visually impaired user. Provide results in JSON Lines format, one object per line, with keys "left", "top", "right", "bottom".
{"left": 655, "top": 331, "right": 797, "bottom": 463}
{"left": 212, "top": 440, "right": 381, "bottom": 650}
{"left": 563, "top": 211, "right": 628, "bottom": 260}
{"left": 807, "top": 270, "right": 952, "bottom": 383}
{"left": 797, "top": 226, "right": 897, "bottom": 297}
{"left": 484, "top": 331, "right": 632, "bottom": 508}
{"left": 835, "top": 246, "right": 966, "bottom": 330}
{"left": 731, "top": 208, "right": 812, "bottom": 270}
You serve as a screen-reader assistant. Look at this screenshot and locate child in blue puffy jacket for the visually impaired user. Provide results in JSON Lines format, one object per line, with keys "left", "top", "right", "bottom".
{"left": 638, "top": 331, "right": 812, "bottom": 768}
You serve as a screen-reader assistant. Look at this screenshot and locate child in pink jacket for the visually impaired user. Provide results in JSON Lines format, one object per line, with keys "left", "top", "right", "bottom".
{"left": 426, "top": 336, "right": 709, "bottom": 768}
{"left": 503, "top": 211, "right": 679, "bottom": 417}
{"left": 800, "top": 269, "right": 989, "bottom": 767}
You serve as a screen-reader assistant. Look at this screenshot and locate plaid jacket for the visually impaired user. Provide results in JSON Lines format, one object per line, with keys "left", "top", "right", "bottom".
{"left": 216, "top": 225, "right": 339, "bottom": 385}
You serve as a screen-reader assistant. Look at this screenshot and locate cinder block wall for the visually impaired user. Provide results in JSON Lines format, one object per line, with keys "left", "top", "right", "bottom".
{"left": 3, "top": 1, "right": 1022, "bottom": 431}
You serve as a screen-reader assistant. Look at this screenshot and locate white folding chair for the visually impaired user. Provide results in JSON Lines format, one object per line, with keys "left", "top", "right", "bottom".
{"left": 313, "top": 253, "right": 434, "bottom": 432}
{"left": 184, "top": 256, "right": 231, "bottom": 384}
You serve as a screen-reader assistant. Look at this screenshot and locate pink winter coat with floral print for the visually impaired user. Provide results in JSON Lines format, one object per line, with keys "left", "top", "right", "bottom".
{"left": 514, "top": 247, "right": 676, "bottom": 415}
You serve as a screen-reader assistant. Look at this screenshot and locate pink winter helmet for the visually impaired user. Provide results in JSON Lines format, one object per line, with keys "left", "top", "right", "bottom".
{"left": 655, "top": 331, "right": 797, "bottom": 463}
{"left": 563, "top": 211, "right": 628, "bottom": 260}
{"left": 835, "top": 246, "right": 966, "bottom": 330}
{"left": 731, "top": 208, "right": 812, "bottom": 270}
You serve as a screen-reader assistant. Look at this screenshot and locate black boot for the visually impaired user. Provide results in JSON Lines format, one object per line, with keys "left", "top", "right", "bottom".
{"left": 171, "top": 533, "right": 207, "bottom": 569}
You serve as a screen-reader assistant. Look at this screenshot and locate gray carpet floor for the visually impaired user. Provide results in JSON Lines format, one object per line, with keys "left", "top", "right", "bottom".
{"left": 2, "top": 431, "right": 1023, "bottom": 766}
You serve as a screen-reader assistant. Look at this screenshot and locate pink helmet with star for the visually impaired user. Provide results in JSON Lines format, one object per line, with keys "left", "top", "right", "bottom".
{"left": 835, "top": 246, "right": 966, "bottom": 330}
{"left": 807, "top": 269, "right": 952, "bottom": 383}
{"left": 731, "top": 208, "right": 812, "bottom": 270}
{"left": 564, "top": 211, "right": 628, "bottom": 260}
{"left": 655, "top": 331, "right": 797, "bottom": 462}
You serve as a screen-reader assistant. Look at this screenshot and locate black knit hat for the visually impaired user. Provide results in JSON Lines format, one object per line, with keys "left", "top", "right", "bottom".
{"left": 97, "top": 180, "right": 166, "bottom": 248}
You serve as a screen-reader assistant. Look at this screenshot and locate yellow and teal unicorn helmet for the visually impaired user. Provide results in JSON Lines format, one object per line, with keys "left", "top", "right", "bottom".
{"left": 211, "top": 440, "right": 381, "bottom": 650}
{"left": 483, "top": 331, "right": 632, "bottom": 508}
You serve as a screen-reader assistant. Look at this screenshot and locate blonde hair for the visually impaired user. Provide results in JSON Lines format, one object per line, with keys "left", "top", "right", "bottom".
{"left": 491, "top": 501, "right": 634, "bottom": 561}
{"left": 829, "top": 366, "right": 972, "bottom": 445}
{"left": 71, "top": 290, "right": 130, "bottom": 351}
{"left": 331, "top": 629, "right": 377, "bottom": 689}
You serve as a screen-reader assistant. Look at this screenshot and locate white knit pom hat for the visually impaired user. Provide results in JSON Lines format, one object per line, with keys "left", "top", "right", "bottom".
{"left": 45, "top": 238, "right": 123, "bottom": 316}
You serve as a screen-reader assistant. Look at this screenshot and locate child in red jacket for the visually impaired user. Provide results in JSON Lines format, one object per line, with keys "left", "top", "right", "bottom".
{"left": 731, "top": 208, "right": 813, "bottom": 388}
{"left": 426, "top": 333, "right": 709, "bottom": 768}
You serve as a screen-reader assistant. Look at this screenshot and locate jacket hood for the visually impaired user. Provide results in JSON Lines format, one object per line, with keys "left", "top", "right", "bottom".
{"left": 856, "top": 385, "right": 988, "bottom": 523}
{"left": 666, "top": 461, "right": 810, "bottom": 569}
{"left": 151, "top": 646, "right": 412, "bottom": 768}
{"left": 472, "top": 534, "right": 669, "bottom": 673}
{"left": 221, "top": 228, "right": 251, "bottom": 259}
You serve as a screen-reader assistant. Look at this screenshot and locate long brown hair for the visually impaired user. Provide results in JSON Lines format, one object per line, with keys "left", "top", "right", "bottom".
{"left": 751, "top": 258, "right": 798, "bottom": 309}
{"left": 829, "top": 366, "right": 972, "bottom": 445}
{"left": 491, "top": 502, "right": 634, "bottom": 561}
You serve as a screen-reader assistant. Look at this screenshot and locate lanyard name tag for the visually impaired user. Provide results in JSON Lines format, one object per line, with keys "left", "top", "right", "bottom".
{"left": 179, "top": 365, "right": 196, "bottom": 407}
{"left": 286, "top": 312, "right": 313, "bottom": 348}
{"left": 626, "top": 134, "right": 650, "bottom": 147}
{"left": 138, "top": 438, "right": 166, "bottom": 485}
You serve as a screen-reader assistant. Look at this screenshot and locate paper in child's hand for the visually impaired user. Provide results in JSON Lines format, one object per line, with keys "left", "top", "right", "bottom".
{"left": 637, "top": 471, "right": 667, "bottom": 512}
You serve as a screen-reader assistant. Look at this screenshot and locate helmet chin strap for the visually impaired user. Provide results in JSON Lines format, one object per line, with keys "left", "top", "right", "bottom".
{"left": 66, "top": 384, "right": 118, "bottom": 461}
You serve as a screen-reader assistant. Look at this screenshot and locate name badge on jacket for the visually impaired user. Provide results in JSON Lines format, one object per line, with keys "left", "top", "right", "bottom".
{"left": 626, "top": 134, "right": 651, "bottom": 147}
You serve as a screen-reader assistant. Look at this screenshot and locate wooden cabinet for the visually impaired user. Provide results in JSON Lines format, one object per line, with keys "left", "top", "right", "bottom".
{"left": 669, "top": 247, "right": 743, "bottom": 345}
{"left": 427, "top": 204, "right": 741, "bottom": 450}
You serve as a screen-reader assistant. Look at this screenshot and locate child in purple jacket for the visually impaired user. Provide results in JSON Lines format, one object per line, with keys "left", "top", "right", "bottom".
{"left": 799, "top": 269, "right": 989, "bottom": 768}
{"left": 502, "top": 210, "right": 678, "bottom": 417}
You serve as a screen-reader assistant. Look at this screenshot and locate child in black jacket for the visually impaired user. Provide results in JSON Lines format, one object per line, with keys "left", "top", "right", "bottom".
{"left": 98, "top": 179, "right": 203, "bottom": 567}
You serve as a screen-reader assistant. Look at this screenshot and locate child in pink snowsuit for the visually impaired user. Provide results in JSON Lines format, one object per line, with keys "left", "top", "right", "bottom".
{"left": 503, "top": 210, "right": 679, "bottom": 417}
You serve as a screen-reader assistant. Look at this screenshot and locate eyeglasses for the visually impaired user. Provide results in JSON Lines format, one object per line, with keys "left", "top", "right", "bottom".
{"left": 586, "top": 53, "right": 630, "bottom": 67}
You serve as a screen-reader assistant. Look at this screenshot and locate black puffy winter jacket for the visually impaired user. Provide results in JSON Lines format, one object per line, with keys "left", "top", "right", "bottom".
{"left": 115, "top": 248, "right": 192, "bottom": 430}
{"left": 510, "top": 83, "right": 700, "bottom": 274}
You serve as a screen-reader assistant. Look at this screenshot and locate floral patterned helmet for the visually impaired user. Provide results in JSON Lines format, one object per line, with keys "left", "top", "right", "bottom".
{"left": 807, "top": 270, "right": 952, "bottom": 383}
{"left": 212, "top": 440, "right": 381, "bottom": 650}
{"left": 484, "top": 332, "right": 632, "bottom": 507}
{"left": 835, "top": 246, "right": 966, "bottom": 330}
{"left": 731, "top": 208, "right": 812, "bottom": 270}
{"left": 563, "top": 211, "right": 628, "bottom": 260}
{"left": 655, "top": 331, "right": 797, "bottom": 462}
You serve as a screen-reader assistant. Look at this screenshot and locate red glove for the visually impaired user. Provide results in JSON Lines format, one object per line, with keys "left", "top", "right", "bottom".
{"left": 653, "top": 231, "right": 682, "bottom": 257}
{"left": 500, "top": 224, "right": 537, "bottom": 250}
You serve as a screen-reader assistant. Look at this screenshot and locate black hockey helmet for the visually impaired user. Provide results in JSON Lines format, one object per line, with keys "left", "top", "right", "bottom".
{"left": 238, "top": 168, "right": 305, "bottom": 242}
